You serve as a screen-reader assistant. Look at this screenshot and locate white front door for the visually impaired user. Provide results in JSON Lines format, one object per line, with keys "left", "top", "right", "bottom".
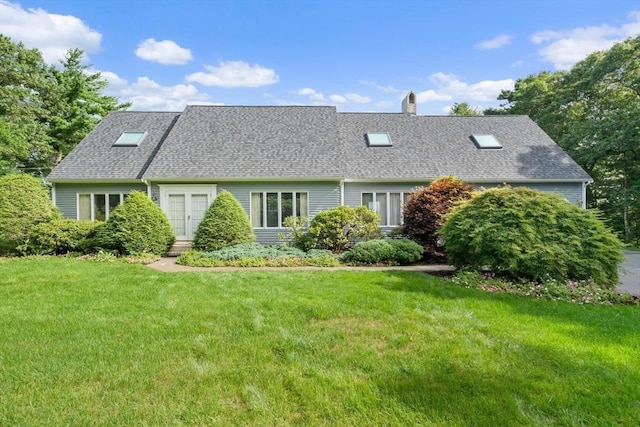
{"left": 159, "top": 185, "right": 217, "bottom": 240}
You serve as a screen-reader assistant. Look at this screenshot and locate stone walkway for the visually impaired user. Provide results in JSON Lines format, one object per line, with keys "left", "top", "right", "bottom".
{"left": 148, "top": 255, "right": 638, "bottom": 296}
{"left": 147, "top": 257, "right": 454, "bottom": 273}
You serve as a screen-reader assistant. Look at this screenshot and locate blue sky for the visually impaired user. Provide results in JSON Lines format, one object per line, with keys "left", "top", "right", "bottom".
{"left": 1, "top": 0, "right": 638, "bottom": 114}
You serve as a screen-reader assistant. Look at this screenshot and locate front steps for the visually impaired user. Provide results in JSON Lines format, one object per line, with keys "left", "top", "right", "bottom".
{"left": 167, "top": 241, "right": 192, "bottom": 257}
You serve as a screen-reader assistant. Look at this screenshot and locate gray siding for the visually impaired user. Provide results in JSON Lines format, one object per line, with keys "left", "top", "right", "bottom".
{"left": 54, "top": 183, "right": 147, "bottom": 218}
{"left": 478, "top": 182, "right": 583, "bottom": 205}
{"left": 343, "top": 182, "right": 427, "bottom": 233}
{"left": 343, "top": 182, "right": 427, "bottom": 207}
{"left": 150, "top": 181, "right": 340, "bottom": 244}
{"left": 218, "top": 181, "right": 341, "bottom": 244}
{"left": 345, "top": 181, "right": 584, "bottom": 208}
{"left": 345, "top": 181, "right": 585, "bottom": 233}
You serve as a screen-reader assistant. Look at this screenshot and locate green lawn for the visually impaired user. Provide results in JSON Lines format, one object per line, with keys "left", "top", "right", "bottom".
{"left": 1, "top": 258, "right": 638, "bottom": 426}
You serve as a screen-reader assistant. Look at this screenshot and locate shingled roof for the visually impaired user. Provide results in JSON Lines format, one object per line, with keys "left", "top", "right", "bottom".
{"left": 338, "top": 113, "right": 591, "bottom": 181}
{"left": 47, "top": 106, "right": 591, "bottom": 183}
{"left": 143, "top": 106, "right": 345, "bottom": 180}
{"left": 47, "top": 111, "right": 180, "bottom": 181}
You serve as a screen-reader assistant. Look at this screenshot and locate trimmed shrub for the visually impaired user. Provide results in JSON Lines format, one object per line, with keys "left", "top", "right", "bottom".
{"left": 25, "top": 219, "right": 102, "bottom": 255}
{"left": 94, "top": 191, "right": 174, "bottom": 256}
{"left": 341, "top": 238, "right": 423, "bottom": 265}
{"left": 0, "top": 174, "right": 60, "bottom": 254}
{"left": 177, "top": 243, "right": 340, "bottom": 267}
{"left": 440, "top": 187, "right": 624, "bottom": 288}
{"left": 193, "top": 190, "right": 255, "bottom": 251}
{"left": 281, "top": 216, "right": 315, "bottom": 251}
{"left": 388, "top": 238, "right": 424, "bottom": 265}
{"left": 342, "top": 239, "right": 395, "bottom": 264}
{"left": 403, "top": 176, "right": 474, "bottom": 261}
{"left": 302, "top": 206, "right": 382, "bottom": 252}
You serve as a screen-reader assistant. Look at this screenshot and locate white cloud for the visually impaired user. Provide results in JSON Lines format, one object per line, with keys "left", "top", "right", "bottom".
{"left": 475, "top": 34, "right": 512, "bottom": 50}
{"left": 134, "top": 38, "right": 193, "bottom": 65}
{"left": 531, "top": 10, "right": 640, "bottom": 69}
{"left": 297, "top": 88, "right": 325, "bottom": 101}
{"left": 186, "top": 60, "right": 279, "bottom": 88}
{"left": 294, "top": 89, "right": 371, "bottom": 106}
{"left": 102, "top": 73, "right": 214, "bottom": 111}
{"left": 416, "top": 72, "right": 514, "bottom": 104}
{"left": 296, "top": 88, "right": 316, "bottom": 96}
{"left": 100, "top": 71, "right": 129, "bottom": 90}
{"left": 345, "top": 93, "right": 370, "bottom": 103}
{"left": 0, "top": 0, "right": 101, "bottom": 63}
{"left": 295, "top": 88, "right": 326, "bottom": 103}
{"left": 359, "top": 80, "right": 402, "bottom": 94}
{"left": 511, "top": 60, "right": 525, "bottom": 68}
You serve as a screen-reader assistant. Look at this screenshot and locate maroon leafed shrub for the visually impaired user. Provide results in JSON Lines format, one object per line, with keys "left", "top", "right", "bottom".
{"left": 403, "top": 176, "right": 473, "bottom": 261}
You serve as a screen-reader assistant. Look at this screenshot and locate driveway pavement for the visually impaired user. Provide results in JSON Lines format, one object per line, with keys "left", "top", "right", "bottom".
{"left": 619, "top": 250, "right": 640, "bottom": 295}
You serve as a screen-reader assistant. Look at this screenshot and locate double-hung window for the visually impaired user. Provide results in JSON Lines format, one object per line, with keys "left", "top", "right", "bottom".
{"left": 362, "top": 192, "right": 408, "bottom": 226}
{"left": 251, "top": 192, "right": 308, "bottom": 228}
{"left": 78, "top": 193, "right": 126, "bottom": 221}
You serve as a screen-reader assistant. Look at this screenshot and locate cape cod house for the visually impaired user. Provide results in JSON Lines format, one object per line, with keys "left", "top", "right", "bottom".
{"left": 46, "top": 93, "right": 592, "bottom": 244}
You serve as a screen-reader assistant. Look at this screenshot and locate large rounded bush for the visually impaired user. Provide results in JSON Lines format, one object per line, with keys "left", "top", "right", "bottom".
{"left": 440, "top": 187, "right": 623, "bottom": 288}
{"left": 307, "top": 206, "right": 381, "bottom": 251}
{"left": 193, "top": 190, "right": 255, "bottom": 251}
{"left": 342, "top": 238, "right": 423, "bottom": 265}
{"left": 342, "top": 239, "right": 395, "bottom": 264}
{"left": 388, "top": 238, "right": 424, "bottom": 265}
{"left": 403, "top": 176, "right": 473, "bottom": 261}
{"left": 26, "top": 219, "right": 101, "bottom": 255}
{"left": 0, "top": 174, "right": 59, "bottom": 254}
{"left": 95, "top": 191, "right": 174, "bottom": 255}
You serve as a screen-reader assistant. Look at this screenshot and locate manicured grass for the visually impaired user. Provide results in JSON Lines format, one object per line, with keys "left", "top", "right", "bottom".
{"left": 1, "top": 258, "right": 639, "bottom": 426}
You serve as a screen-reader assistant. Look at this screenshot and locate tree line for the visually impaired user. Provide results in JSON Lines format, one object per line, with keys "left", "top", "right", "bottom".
{"left": 451, "top": 36, "right": 639, "bottom": 244}
{"left": 0, "top": 35, "right": 129, "bottom": 176}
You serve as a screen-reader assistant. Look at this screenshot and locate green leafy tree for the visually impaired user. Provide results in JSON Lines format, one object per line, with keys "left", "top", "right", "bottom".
{"left": 449, "top": 102, "right": 481, "bottom": 116}
{"left": 45, "top": 49, "right": 130, "bottom": 165}
{"left": 484, "top": 36, "right": 640, "bottom": 243}
{"left": 95, "top": 191, "right": 174, "bottom": 255}
{"left": 0, "top": 36, "right": 129, "bottom": 175}
{"left": 403, "top": 176, "right": 474, "bottom": 260}
{"left": 193, "top": 190, "right": 256, "bottom": 251}
{"left": 440, "top": 187, "right": 623, "bottom": 288}
{"left": 560, "top": 36, "right": 640, "bottom": 244}
{"left": 0, "top": 35, "right": 52, "bottom": 174}
{"left": 0, "top": 174, "right": 60, "bottom": 254}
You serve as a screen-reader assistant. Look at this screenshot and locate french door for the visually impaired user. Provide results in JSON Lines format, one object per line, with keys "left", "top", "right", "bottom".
{"left": 159, "top": 185, "right": 216, "bottom": 240}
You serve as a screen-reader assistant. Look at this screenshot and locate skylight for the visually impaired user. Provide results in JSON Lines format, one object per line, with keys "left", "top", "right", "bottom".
{"left": 366, "top": 132, "right": 392, "bottom": 147}
{"left": 114, "top": 131, "right": 147, "bottom": 147}
{"left": 470, "top": 134, "right": 502, "bottom": 149}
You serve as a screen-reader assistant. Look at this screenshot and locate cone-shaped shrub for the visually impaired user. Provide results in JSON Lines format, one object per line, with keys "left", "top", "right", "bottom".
{"left": 94, "top": 191, "right": 174, "bottom": 255}
{"left": 403, "top": 175, "right": 473, "bottom": 260}
{"left": 193, "top": 190, "right": 255, "bottom": 251}
{"left": 440, "top": 187, "right": 623, "bottom": 288}
{"left": 0, "top": 174, "right": 60, "bottom": 254}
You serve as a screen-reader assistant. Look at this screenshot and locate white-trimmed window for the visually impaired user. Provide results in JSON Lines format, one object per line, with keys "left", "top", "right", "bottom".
{"left": 78, "top": 193, "right": 127, "bottom": 221}
{"left": 362, "top": 192, "right": 409, "bottom": 226}
{"left": 251, "top": 192, "right": 308, "bottom": 228}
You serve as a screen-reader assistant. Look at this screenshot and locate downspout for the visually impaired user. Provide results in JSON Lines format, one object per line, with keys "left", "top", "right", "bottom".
{"left": 582, "top": 180, "right": 593, "bottom": 209}
{"left": 142, "top": 179, "right": 151, "bottom": 198}
{"left": 50, "top": 182, "right": 57, "bottom": 208}
{"left": 340, "top": 180, "right": 345, "bottom": 206}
